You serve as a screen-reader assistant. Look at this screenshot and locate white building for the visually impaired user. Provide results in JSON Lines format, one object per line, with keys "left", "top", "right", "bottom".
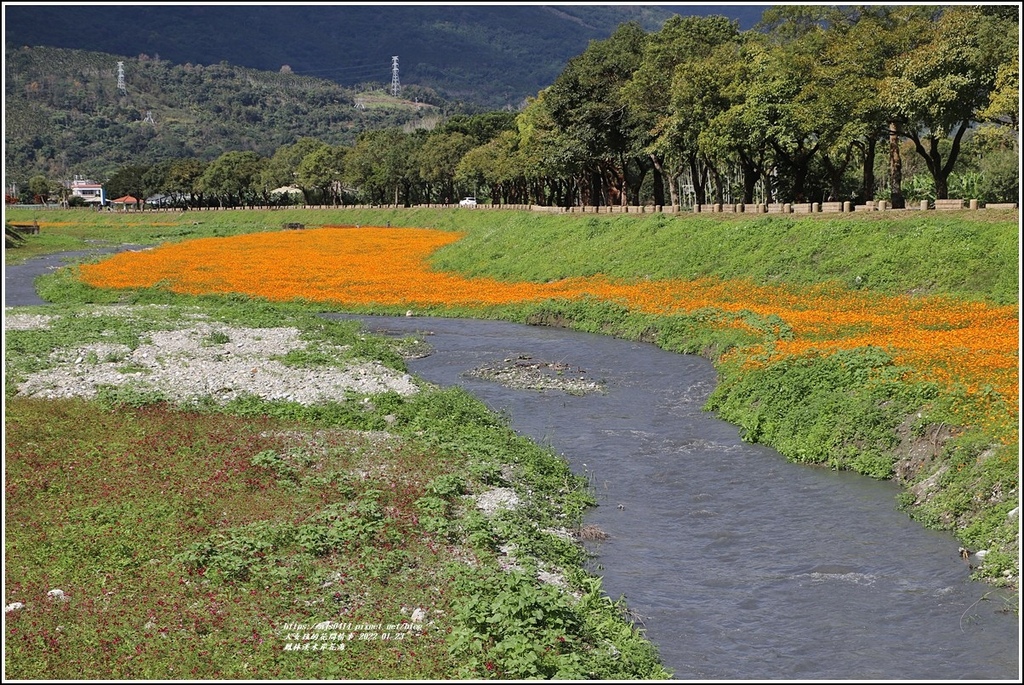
{"left": 68, "top": 177, "right": 106, "bottom": 205}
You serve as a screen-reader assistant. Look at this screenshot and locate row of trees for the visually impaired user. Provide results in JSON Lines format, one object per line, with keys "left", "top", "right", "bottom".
{"left": 40, "top": 111, "right": 514, "bottom": 208}
{"left": 505, "top": 4, "right": 1017, "bottom": 208}
{"left": 20, "top": 6, "right": 1020, "bottom": 209}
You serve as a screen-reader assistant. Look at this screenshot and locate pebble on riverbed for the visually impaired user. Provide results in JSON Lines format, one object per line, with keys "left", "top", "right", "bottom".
{"left": 473, "top": 487, "right": 520, "bottom": 514}
{"left": 465, "top": 357, "right": 605, "bottom": 395}
{"left": 9, "top": 308, "right": 420, "bottom": 405}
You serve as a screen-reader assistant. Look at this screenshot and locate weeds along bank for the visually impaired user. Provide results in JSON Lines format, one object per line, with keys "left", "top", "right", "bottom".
{"left": 6, "top": 207, "right": 1020, "bottom": 593}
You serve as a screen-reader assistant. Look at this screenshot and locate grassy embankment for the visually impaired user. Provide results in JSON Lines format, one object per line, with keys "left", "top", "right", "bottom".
{"left": 3, "top": 206, "right": 1019, "bottom": 676}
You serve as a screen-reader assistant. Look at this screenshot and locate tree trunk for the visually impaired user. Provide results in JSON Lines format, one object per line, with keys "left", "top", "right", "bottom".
{"left": 737, "top": 152, "right": 758, "bottom": 205}
{"left": 792, "top": 166, "right": 813, "bottom": 202}
{"left": 616, "top": 154, "right": 628, "bottom": 206}
{"left": 821, "top": 155, "right": 840, "bottom": 201}
{"left": 888, "top": 121, "right": 905, "bottom": 208}
{"left": 688, "top": 153, "right": 707, "bottom": 206}
{"left": 649, "top": 154, "right": 666, "bottom": 207}
{"left": 707, "top": 161, "right": 725, "bottom": 205}
{"left": 861, "top": 135, "right": 877, "bottom": 203}
{"left": 772, "top": 142, "right": 818, "bottom": 203}
{"left": 936, "top": 121, "right": 969, "bottom": 200}
{"left": 907, "top": 125, "right": 966, "bottom": 202}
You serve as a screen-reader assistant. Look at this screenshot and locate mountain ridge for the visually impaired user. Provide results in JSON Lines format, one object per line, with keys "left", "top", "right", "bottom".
{"left": 3, "top": 4, "right": 769, "bottom": 110}
{"left": 4, "top": 43, "right": 443, "bottom": 181}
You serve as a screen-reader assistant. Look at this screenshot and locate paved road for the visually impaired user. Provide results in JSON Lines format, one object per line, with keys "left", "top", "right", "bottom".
{"left": 5, "top": 245, "right": 150, "bottom": 307}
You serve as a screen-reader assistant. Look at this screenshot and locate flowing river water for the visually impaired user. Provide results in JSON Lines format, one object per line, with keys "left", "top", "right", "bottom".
{"left": 328, "top": 313, "right": 1020, "bottom": 681}
{"left": 5, "top": 250, "right": 1018, "bottom": 680}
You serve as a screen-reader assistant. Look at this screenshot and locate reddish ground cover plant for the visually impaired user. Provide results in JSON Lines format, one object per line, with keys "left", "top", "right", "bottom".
{"left": 77, "top": 226, "right": 1019, "bottom": 428}
{"left": 4, "top": 397, "right": 463, "bottom": 679}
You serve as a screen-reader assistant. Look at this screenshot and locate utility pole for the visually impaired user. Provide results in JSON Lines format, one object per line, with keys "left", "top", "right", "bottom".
{"left": 390, "top": 55, "right": 400, "bottom": 97}
{"left": 117, "top": 61, "right": 127, "bottom": 96}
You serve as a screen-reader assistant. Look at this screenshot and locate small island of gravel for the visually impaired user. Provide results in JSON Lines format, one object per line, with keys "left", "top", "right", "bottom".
{"left": 464, "top": 354, "right": 606, "bottom": 395}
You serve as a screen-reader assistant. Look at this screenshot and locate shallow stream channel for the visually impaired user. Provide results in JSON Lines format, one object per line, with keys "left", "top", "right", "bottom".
{"left": 328, "top": 313, "right": 1020, "bottom": 681}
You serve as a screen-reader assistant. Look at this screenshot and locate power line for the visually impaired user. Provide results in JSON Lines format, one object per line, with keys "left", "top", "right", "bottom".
{"left": 289, "top": 61, "right": 393, "bottom": 78}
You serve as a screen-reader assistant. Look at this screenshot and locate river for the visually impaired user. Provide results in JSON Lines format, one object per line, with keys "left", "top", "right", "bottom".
{"left": 328, "top": 313, "right": 1020, "bottom": 681}
{"left": 4, "top": 244, "right": 152, "bottom": 307}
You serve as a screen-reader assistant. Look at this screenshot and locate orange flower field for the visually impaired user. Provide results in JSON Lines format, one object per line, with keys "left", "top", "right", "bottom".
{"left": 78, "top": 226, "right": 1019, "bottom": 428}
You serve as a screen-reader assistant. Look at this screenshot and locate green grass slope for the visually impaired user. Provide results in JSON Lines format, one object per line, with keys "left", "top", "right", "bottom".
{"left": 425, "top": 210, "right": 1020, "bottom": 304}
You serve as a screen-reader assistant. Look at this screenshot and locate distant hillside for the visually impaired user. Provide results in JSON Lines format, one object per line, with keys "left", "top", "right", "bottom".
{"left": 4, "top": 45, "right": 441, "bottom": 181}
{"left": 3, "top": 4, "right": 768, "bottom": 110}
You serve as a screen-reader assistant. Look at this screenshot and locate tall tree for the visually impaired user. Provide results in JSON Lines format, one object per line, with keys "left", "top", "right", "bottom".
{"left": 743, "top": 25, "right": 837, "bottom": 203}
{"left": 694, "top": 38, "right": 772, "bottom": 205}
{"left": 883, "top": 6, "right": 1013, "bottom": 199}
{"left": 197, "top": 151, "right": 265, "bottom": 207}
{"left": 141, "top": 160, "right": 174, "bottom": 202}
{"left": 261, "top": 137, "right": 328, "bottom": 195}
{"left": 814, "top": 11, "right": 887, "bottom": 202}
{"left": 623, "top": 13, "right": 740, "bottom": 208}
{"left": 343, "top": 128, "right": 420, "bottom": 206}
{"left": 163, "top": 158, "right": 207, "bottom": 207}
{"left": 105, "top": 164, "right": 150, "bottom": 203}
{"left": 27, "top": 174, "right": 53, "bottom": 204}
{"left": 416, "top": 131, "right": 476, "bottom": 204}
{"left": 545, "top": 22, "right": 648, "bottom": 206}
{"left": 822, "top": 5, "right": 939, "bottom": 208}
{"left": 296, "top": 144, "right": 348, "bottom": 205}
{"left": 455, "top": 138, "right": 502, "bottom": 203}
{"left": 512, "top": 92, "right": 584, "bottom": 206}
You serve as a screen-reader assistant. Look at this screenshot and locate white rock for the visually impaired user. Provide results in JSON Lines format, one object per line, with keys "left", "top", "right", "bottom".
{"left": 474, "top": 487, "right": 520, "bottom": 514}
{"left": 5, "top": 602, "right": 25, "bottom": 613}
{"left": 16, "top": 317, "right": 420, "bottom": 405}
{"left": 47, "top": 588, "right": 67, "bottom": 601}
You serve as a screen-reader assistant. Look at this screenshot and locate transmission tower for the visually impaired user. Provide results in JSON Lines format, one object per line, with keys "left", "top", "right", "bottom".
{"left": 116, "top": 61, "right": 127, "bottom": 96}
{"left": 390, "top": 56, "right": 401, "bottom": 97}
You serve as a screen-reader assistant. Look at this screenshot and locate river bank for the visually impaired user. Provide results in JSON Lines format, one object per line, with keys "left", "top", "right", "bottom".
{"left": 19, "top": 205, "right": 1011, "bottom": 591}
{"left": 5, "top": 207, "right": 1018, "bottom": 596}
{"left": 3, "top": 296, "right": 670, "bottom": 679}
{"left": 5, "top": 290, "right": 1018, "bottom": 679}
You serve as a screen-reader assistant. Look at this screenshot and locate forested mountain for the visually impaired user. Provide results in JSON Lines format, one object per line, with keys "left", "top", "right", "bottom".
{"left": 5, "top": 5, "right": 1016, "bottom": 208}
{"left": 4, "top": 44, "right": 442, "bottom": 182}
{"left": 3, "top": 4, "right": 767, "bottom": 110}
{"left": 3, "top": 4, "right": 768, "bottom": 185}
